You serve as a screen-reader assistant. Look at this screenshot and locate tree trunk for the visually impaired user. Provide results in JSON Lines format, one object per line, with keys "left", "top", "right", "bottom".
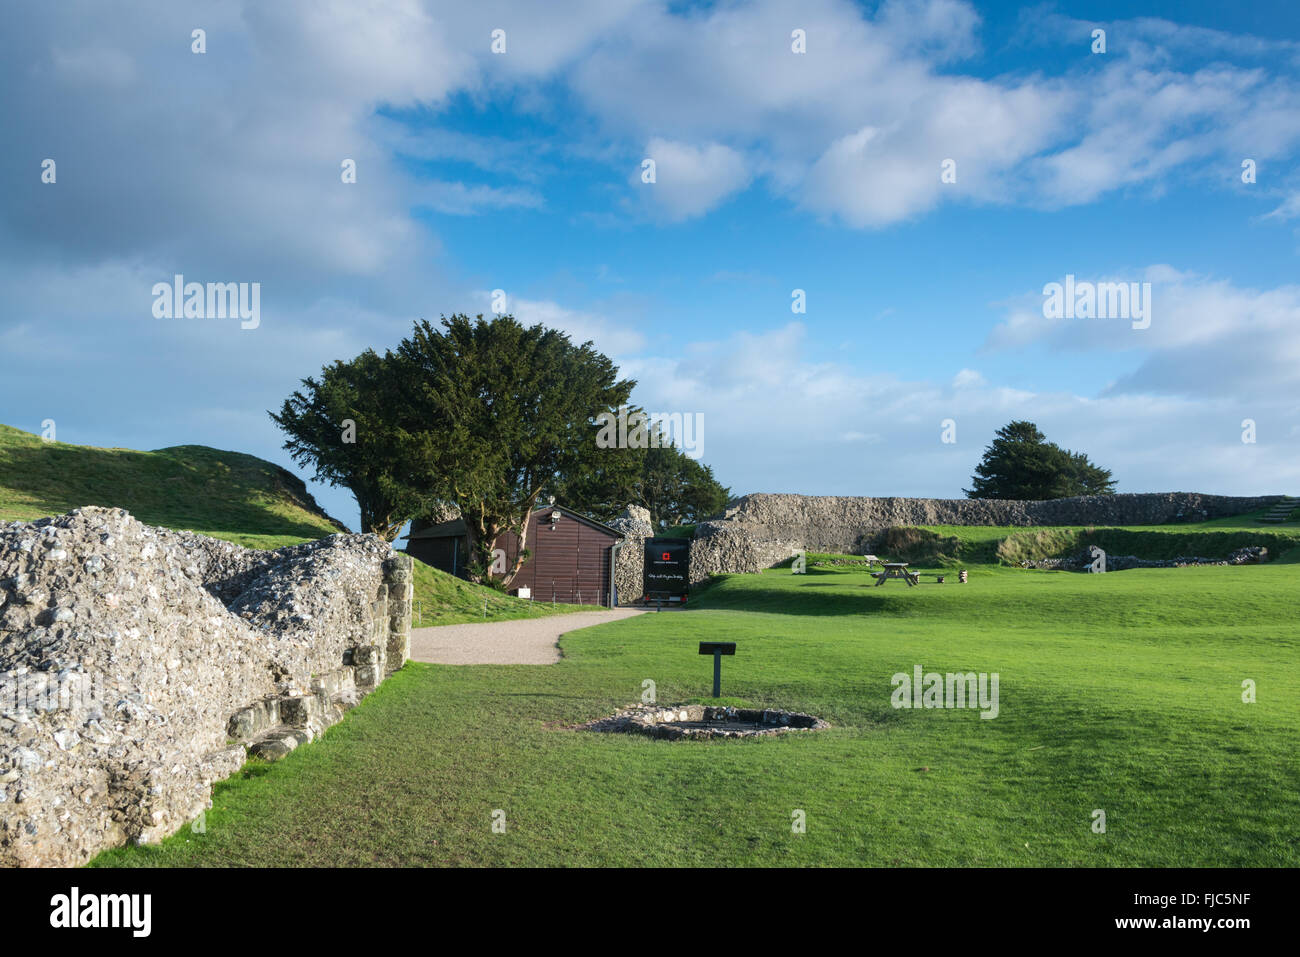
{"left": 499, "top": 489, "right": 546, "bottom": 588}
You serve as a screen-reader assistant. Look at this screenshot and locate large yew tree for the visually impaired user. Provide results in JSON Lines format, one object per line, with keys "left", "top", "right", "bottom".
{"left": 394, "top": 315, "right": 634, "bottom": 585}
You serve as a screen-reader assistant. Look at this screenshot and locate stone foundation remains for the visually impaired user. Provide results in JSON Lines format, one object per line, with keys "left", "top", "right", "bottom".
{"left": 581, "top": 703, "right": 829, "bottom": 740}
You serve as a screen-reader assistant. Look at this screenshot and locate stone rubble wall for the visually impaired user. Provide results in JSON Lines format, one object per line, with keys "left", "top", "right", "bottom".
{"left": 686, "top": 521, "right": 801, "bottom": 585}
{"left": 608, "top": 506, "right": 654, "bottom": 606}
{"left": 0, "top": 507, "right": 411, "bottom": 868}
{"left": 715, "top": 492, "right": 1283, "bottom": 554}
{"left": 610, "top": 492, "right": 1281, "bottom": 601}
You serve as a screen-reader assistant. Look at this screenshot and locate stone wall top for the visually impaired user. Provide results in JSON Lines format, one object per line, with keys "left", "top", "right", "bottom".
{"left": 717, "top": 492, "right": 1281, "bottom": 552}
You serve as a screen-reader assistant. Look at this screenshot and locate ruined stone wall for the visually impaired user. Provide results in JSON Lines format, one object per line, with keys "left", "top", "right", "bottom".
{"left": 0, "top": 507, "right": 412, "bottom": 867}
{"left": 610, "top": 492, "right": 1281, "bottom": 599}
{"left": 608, "top": 506, "right": 653, "bottom": 605}
{"left": 687, "top": 522, "right": 801, "bottom": 584}
{"left": 608, "top": 505, "right": 800, "bottom": 600}
{"left": 717, "top": 492, "right": 1282, "bottom": 554}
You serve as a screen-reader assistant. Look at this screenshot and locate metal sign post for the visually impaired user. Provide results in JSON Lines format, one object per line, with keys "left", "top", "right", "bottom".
{"left": 698, "top": 641, "right": 736, "bottom": 698}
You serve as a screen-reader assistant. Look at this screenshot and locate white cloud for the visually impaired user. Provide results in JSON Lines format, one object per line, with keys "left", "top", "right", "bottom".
{"left": 4, "top": 0, "right": 1300, "bottom": 518}
{"left": 985, "top": 268, "right": 1300, "bottom": 399}
{"left": 617, "top": 320, "right": 1300, "bottom": 497}
{"left": 50, "top": 45, "right": 136, "bottom": 87}
{"left": 1264, "top": 191, "right": 1300, "bottom": 221}
{"left": 638, "top": 139, "right": 751, "bottom": 220}
{"left": 506, "top": 297, "right": 647, "bottom": 357}
{"left": 413, "top": 180, "right": 543, "bottom": 215}
{"left": 564, "top": 0, "right": 1300, "bottom": 225}
{"left": 876, "top": 0, "right": 983, "bottom": 63}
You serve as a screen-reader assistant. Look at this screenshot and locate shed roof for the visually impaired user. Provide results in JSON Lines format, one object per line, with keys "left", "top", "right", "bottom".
{"left": 403, "top": 505, "right": 623, "bottom": 541}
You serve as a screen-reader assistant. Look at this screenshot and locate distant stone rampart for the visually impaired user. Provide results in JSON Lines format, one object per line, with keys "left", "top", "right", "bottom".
{"left": 611, "top": 492, "right": 1281, "bottom": 601}
{"left": 712, "top": 492, "right": 1282, "bottom": 554}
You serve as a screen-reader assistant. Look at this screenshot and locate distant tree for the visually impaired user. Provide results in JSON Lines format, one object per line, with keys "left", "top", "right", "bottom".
{"left": 1060, "top": 448, "right": 1117, "bottom": 498}
{"left": 965, "top": 420, "right": 1115, "bottom": 500}
{"left": 393, "top": 315, "right": 634, "bottom": 586}
{"left": 269, "top": 350, "right": 434, "bottom": 541}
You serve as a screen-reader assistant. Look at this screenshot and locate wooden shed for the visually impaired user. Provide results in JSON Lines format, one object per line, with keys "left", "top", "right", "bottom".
{"left": 402, "top": 505, "right": 625, "bottom": 607}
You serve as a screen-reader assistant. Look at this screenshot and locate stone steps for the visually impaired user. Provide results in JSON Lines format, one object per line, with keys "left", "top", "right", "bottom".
{"left": 1261, "top": 496, "right": 1296, "bottom": 523}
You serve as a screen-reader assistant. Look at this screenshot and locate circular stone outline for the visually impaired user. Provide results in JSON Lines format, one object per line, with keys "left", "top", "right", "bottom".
{"left": 581, "top": 703, "right": 829, "bottom": 740}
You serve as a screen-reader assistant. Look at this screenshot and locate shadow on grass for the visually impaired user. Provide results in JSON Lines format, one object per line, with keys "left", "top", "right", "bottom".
{"left": 692, "top": 586, "right": 900, "bottom": 617}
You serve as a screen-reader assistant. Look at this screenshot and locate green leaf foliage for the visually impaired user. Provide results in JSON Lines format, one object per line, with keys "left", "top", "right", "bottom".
{"left": 965, "top": 420, "right": 1116, "bottom": 500}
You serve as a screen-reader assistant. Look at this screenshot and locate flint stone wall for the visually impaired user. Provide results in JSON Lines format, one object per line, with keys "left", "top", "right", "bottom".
{"left": 714, "top": 492, "right": 1283, "bottom": 555}
{"left": 0, "top": 507, "right": 412, "bottom": 867}
{"left": 612, "top": 492, "right": 1281, "bottom": 601}
{"left": 687, "top": 521, "right": 801, "bottom": 585}
{"left": 608, "top": 505, "right": 654, "bottom": 606}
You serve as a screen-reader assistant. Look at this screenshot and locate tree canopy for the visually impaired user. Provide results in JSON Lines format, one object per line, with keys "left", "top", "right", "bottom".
{"left": 551, "top": 424, "right": 731, "bottom": 529}
{"left": 391, "top": 314, "right": 635, "bottom": 583}
{"left": 964, "top": 420, "right": 1116, "bottom": 500}
{"left": 269, "top": 349, "right": 436, "bottom": 540}
{"left": 271, "top": 314, "right": 731, "bottom": 582}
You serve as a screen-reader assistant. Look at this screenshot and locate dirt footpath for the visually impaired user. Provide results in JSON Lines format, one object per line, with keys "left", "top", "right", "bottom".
{"left": 408, "top": 607, "right": 648, "bottom": 665}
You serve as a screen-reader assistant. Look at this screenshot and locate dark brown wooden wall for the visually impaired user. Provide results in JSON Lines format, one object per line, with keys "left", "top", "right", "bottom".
{"left": 405, "top": 509, "right": 618, "bottom": 605}
{"left": 509, "top": 510, "right": 615, "bottom": 605}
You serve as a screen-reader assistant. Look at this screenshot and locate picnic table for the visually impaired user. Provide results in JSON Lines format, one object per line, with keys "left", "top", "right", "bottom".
{"left": 873, "top": 562, "right": 920, "bottom": 587}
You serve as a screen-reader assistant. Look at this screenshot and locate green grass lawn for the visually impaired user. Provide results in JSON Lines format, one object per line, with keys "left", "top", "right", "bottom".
{"left": 409, "top": 557, "right": 599, "bottom": 626}
{"left": 92, "top": 557, "right": 1300, "bottom": 867}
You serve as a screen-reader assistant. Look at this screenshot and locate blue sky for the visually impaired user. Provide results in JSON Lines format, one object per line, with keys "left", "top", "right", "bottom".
{"left": 3, "top": 0, "right": 1300, "bottom": 530}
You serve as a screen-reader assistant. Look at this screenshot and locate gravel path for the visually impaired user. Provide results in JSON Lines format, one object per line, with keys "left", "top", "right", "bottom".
{"left": 408, "top": 607, "right": 648, "bottom": 665}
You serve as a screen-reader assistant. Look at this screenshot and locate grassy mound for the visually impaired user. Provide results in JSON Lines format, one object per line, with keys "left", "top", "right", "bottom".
{"left": 0, "top": 423, "right": 344, "bottom": 548}
{"left": 852, "top": 517, "right": 1300, "bottom": 568}
{"left": 873, "top": 526, "right": 964, "bottom": 565}
{"left": 994, "top": 526, "right": 1300, "bottom": 565}
{"left": 409, "top": 558, "right": 597, "bottom": 626}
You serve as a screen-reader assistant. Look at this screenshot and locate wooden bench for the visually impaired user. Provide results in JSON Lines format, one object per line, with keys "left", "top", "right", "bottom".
{"left": 875, "top": 563, "right": 919, "bottom": 587}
